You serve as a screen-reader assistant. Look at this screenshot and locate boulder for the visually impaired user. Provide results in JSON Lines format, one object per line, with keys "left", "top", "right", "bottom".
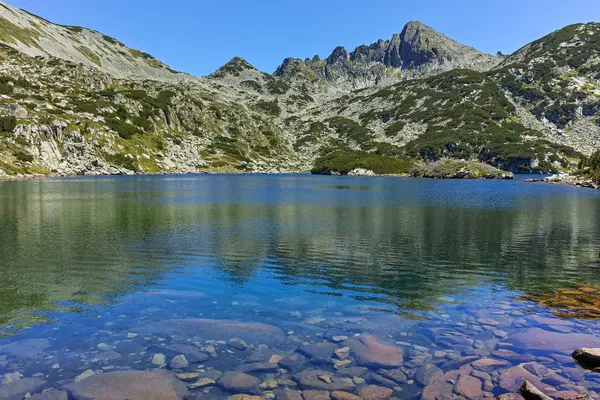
{"left": 131, "top": 319, "right": 287, "bottom": 346}
{"left": 344, "top": 336, "right": 403, "bottom": 368}
{"left": 519, "top": 380, "right": 553, "bottom": 400}
{"left": 455, "top": 373, "right": 482, "bottom": 399}
{"left": 7, "top": 104, "right": 27, "bottom": 119}
{"left": 64, "top": 369, "right": 188, "bottom": 400}
{"left": 169, "top": 355, "right": 189, "bottom": 369}
{"left": 573, "top": 348, "right": 600, "bottom": 367}
{"left": 218, "top": 372, "right": 261, "bottom": 395}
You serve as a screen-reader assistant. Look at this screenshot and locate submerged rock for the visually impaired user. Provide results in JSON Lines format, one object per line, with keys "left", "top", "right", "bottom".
{"left": 218, "top": 372, "right": 261, "bottom": 394}
{"left": 0, "top": 378, "right": 46, "bottom": 400}
{"left": 415, "top": 364, "right": 443, "bottom": 386}
{"left": 274, "top": 388, "right": 303, "bottom": 400}
{"left": 65, "top": 369, "right": 188, "bottom": 400}
{"left": 344, "top": 335, "right": 403, "bottom": 368}
{"left": 0, "top": 339, "right": 50, "bottom": 359}
{"left": 302, "top": 390, "right": 332, "bottom": 400}
{"left": 294, "top": 370, "right": 355, "bottom": 391}
{"left": 331, "top": 391, "right": 362, "bottom": 400}
{"left": 169, "top": 354, "right": 189, "bottom": 369}
{"left": 159, "top": 344, "right": 210, "bottom": 363}
{"left": 358, "top": 385, "right": 394, "bottom": 400}
{"left": 299, "top": 343, "right": 337, "bottom": 364}
{"left": 455, "top": 373, "right": 483, "bottom": 399}
{"left": 512, "top": 328, "right": 600, "bottom": 354}
{"left": 131, "top": 319, "right": 287, "bottom": 346}
{"left": 30, "top": 390, "right": 69, "bottom": 400}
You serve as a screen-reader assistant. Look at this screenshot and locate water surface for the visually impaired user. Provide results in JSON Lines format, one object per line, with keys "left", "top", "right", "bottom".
{"left": 1, "top": 174, "right": 600, "bottom": 398}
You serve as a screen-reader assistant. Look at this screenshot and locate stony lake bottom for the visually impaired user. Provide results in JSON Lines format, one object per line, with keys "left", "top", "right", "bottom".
{"left": 1, "top": 174, "right": 600, "bottom": 400}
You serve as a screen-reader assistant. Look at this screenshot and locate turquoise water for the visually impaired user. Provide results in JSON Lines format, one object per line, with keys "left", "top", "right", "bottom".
{"left": 1, "top": 174, "right": 600, "bottom": 399}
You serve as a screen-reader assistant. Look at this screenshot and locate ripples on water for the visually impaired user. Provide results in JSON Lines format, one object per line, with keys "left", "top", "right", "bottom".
{"left": 0, "top": 174, "right": 600, "bottom": 399}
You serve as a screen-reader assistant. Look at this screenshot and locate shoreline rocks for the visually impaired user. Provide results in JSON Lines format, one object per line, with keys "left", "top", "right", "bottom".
{"left": 573, "top": 348, "right": 600, "bottom": 369}
{"left": 525, "top": 174, "right": 599, "bottom": 190}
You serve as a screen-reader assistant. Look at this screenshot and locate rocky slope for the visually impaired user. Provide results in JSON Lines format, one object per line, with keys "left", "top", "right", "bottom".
{"left": 0, "top": 1, "right": 183, "bottom": 81}
{"left": 0, "top": 1, "right": 598, "bottom": 178}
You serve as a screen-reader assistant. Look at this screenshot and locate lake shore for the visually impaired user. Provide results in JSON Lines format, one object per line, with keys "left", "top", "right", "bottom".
{"left": 525, "top": 174, "right": 599, "bottom": 190}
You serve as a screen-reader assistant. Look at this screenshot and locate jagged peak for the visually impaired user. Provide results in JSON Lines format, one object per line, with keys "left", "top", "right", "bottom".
{"left": 210, "top": 56, "right": 257, "bottom": 78}
{"left": 327, "top": 46, "right": 349, "bottom": 64}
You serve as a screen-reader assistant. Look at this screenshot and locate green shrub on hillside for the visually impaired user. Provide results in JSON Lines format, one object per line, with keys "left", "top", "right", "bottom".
{"left": 254, "top": 100, "right": 281, "bottom": 116}
{"left": 312, "top": 150, "right": 413, "bottom": 175}
{"left": 579, "top": 150, "right": 600, "bottom": 184}
{"left": 106, "top": 117, "right": 140, "bottom": 139}
{"left": 0, "top": 116, "right": 16, "bottom": 132}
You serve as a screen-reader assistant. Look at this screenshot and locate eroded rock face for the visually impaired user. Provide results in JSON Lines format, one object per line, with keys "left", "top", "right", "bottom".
{"left": 64, "top": 369, "right": 188, "bottom": 400}
{"left": 131, "top": 319, "right": 287, "bottom": 346}
{"left": 344, "top": 336, "right": 403, "bottom": 368}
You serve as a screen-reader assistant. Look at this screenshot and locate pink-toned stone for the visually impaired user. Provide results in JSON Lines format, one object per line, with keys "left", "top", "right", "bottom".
{"left": 471, "top": 357, "right": 510, "bottom": 372}
{"left": 302, "top": 390, "right": 331, "bottom": 400}
{"left": 344, "top": 336, "right": 403, "bottom": 368}
{"left": 499, "top": 366, "right": 553, "bottom": 393}
{"left": 422, "top": 370, "right": 460, "bottom": 400}
{"left": 331, "top": 391, "right": 361, "bottom": 400}
{"left": 357, "top": 385, "right": 393, "bottom": 400}
{"left": 455, "top": 373, "right": 482, "bottom": 400}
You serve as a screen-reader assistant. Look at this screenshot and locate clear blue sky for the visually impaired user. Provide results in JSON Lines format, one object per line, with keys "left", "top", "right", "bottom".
{"left": 6, "top": 0, "right": 600, "bottom": 77}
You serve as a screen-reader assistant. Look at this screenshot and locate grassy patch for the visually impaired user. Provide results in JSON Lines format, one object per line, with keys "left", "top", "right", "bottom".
{"left": 77, "top": 46, "right": 102, "bottom": 66}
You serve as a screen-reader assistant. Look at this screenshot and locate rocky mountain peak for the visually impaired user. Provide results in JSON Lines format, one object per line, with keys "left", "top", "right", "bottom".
{"left": 327, "top": 46, "right": 350, "bottom": 64}
{"left": 273, "top": 20, "right": 500, "bottom": 90}
{"left": 209, "top": 56, "right": 261, "bottom": 81}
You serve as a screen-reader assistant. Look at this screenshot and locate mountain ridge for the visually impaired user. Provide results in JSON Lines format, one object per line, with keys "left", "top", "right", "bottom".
{"left": 0, "top": 0, "right": 598, "bottom": 181}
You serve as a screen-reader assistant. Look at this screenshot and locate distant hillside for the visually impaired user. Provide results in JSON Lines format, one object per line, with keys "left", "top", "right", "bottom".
{"left": 0, "top": 1, "right": 184, "bottom": 81}
{"left": 0, "top": 0, "right": 597, "bottom": 179}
